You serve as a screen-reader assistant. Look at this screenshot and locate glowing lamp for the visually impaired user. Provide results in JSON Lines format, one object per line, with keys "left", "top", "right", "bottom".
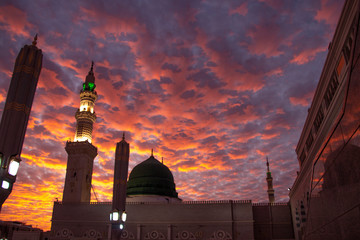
{"left": 110, "top": 210, "right": 119, "bottom": 221}
{"left": 8, "top": 157, "right": 20, "bottom": 176}
{"left": 2, "top": 180, "right": 10, "bottom": 189}
{"left": 119, "top": 224, "right": 124, "bottom": 230}
{"left": 113, "top": 212, "right": 119, "bottom": 221}
{"left": 121, "top": 211, "right": 127, "bottom": 222}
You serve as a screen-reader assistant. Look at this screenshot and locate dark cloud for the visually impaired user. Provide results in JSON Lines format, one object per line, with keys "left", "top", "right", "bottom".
{"left": 180, "top": 90, "right": 195, "bottom": 99}
{"left": 161, "top": 62, "right": 182, "bottom": 73}
{"left": 187, "top": 68, "right": 226, "bottom": 89}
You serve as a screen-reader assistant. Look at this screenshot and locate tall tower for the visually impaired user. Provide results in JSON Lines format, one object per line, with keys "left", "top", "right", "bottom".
{"left": 266, "top": 157, "right": 275, "bottom": 203}
{"left": 0, "top": 36, "right": 42, "bottom": 210}
{"left": 62, "top": 63, "right": 98, "bottom": 203}
{"left": 111, "top": 133, "right": 130, "bottom": 238}
{"left": 112, "top": 133, "right": 130, "bottom": 212}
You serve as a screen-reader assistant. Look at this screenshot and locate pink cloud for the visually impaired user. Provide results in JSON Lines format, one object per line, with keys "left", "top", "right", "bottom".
{"left": 315, "top": 0, "right": 344, "bottom": 29}
{"left": 289, "top": 91, "right": 315, "bottom": 107}
{"left": 229, "top": 3, "right": 248, "bottom": 16}
{"left": 0, "top": 5, "right": 33, "bottom": 39}
{"left": 290, "top": 46, "right": 326, "bottom": 65}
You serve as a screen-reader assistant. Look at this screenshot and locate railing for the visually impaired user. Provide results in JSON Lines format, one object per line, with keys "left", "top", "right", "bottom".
{"left": 252, "top": 202, "right": 289, "bottom": 206}
{"left": 54, "top": 199, "right": 256, "bottom": 205}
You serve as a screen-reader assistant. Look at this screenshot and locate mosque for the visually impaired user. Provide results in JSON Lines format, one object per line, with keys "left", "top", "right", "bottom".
{"left": 49, "top": 64, "right": 294, "bottom": 240}
{"left": 5, "top": 1, "right": 360, "bottom": 239}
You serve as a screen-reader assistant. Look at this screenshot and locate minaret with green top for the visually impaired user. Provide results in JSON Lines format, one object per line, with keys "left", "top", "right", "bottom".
{"left": 74, "top": 61, "right": 97, "bottom": 143}
{"left": 266, "top": 156, "right": 275, "bottom": 203}
{"left": 62, "top": 62, "right": 98, "bottom": 203}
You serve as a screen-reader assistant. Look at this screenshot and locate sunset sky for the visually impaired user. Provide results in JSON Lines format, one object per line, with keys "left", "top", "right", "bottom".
{"left": 0, "top": 0, "right": 345, "bottom": 231}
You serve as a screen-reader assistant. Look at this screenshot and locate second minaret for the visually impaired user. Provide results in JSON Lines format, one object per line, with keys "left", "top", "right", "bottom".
{"left": 62, "top": 63, "right": 98, "bottom": 203}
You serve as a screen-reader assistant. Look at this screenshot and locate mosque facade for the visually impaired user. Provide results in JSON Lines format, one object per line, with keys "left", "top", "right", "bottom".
{"left": 51, "top": 0, "right": 360, "bottom": 238}
{"left": 49, "top": 65, "right": 294, "bottom": 240}
{"left": 4, "top": 0, "right": 360, "bottom": 239}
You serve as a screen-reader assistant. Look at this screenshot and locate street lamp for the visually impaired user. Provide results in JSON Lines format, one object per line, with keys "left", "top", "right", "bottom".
{"left": 1, "top": 155, "right": 21, "bottom": 190}
{"left": 0, "top": 155, "right": 21, "bottom": 209}
{"left": 110, "top": 209, "right": 127, "bottom": 238}
{"left": 110, "top": 210, "right": 127, "bottom": 224}
{"left": 8, "top": 157, "right": 20, "bottom": 176}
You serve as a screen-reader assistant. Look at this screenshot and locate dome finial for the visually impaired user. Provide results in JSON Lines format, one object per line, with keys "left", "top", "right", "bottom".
{"left": 122, "top": 132, "right": 125, "bottom": 140}
{"left": 151, "top": 149, "right": 153, "bottom": 157}
{"left": 266, "top": 156, "right": 270, "bottom": 172}
{"left": 32, "top": 34, "right": 38, "bottom": 46}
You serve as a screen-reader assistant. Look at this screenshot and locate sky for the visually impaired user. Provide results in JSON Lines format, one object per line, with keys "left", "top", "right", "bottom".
{"left": 0, "top": 0, "right": 345, "bottom": 231}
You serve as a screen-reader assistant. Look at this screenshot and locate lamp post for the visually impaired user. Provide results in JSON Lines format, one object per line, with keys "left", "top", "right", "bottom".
{"left": 1, "top": 155, "right": 21, "bottom": 190}
{"left": 110, "top": 209, "right": 127, "bottom": 239}
{"left": 110, "top": 136, "right": 130, "bottom": 239}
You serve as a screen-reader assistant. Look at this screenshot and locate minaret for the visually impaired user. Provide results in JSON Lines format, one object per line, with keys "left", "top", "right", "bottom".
{"left": 111, "top": 133, "right": 130, "bottom": 239}
{"left": 112, "top": 133, "right": 130, "bottom": 212}
{"left": 62, "top": 62, "right": 98, "bottom": 203}
{"left": 266, "top": 156, "right": 275, "bottom": 203}
{"left": 0, "top": 36, "right": 42, "bottom": 210}
{"left": 74, "top": 61, "right": 97, "bottom": 143}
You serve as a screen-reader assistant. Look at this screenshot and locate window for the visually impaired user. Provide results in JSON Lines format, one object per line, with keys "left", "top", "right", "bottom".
{"left": 313, "top": 107, "right": 324, "bottom": 133}
{"left": 299, "top": 150, "right": 306, "bottom": 165}
{"left": 336, "top": 55, "right": 345, "bottom": 76}
{"left": 324, "top": 73, "right": 339, "bottom": 109}
{"left": 306, "top": 132, "right": 314, "bottom": 151}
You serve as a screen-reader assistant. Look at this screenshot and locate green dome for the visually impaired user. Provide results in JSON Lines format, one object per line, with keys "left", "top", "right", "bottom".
{"left": 127, "top": 156, "right": 178, "bottom": 198}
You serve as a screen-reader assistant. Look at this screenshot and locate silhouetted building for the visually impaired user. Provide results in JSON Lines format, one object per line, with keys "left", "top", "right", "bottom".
{"left": 52, "top": 152, "right": 294, "bottom": 240}
{"left": 0, "top": 36, "right": 42, "bottom": 210}
{"left": 266, "top": 157, "right": 275, "bottom": 204}
{"left": 0, "top": 220, "right": 48, "bottom": 240}
{"left": 289, "top": 0, "right": 360, "bottom": 239}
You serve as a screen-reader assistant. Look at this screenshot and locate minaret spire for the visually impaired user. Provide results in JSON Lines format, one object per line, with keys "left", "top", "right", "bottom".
{"left": 266, "top": 156, "right": 275, "bottom": 203}
{"left": 74, "top": 61, "right": 97, "bottom": 143}
{"left": 32, "top": 34, "right": 38, "bottom": 46}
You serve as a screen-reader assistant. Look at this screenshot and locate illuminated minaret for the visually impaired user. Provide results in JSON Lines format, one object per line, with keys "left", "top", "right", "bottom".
{"left": 0, "top": 36, "right": 42, "bottom": 210}
{"left": 62, "top": 62, "right": 98, "bottom": 203}
{"left": 266, "top": 156, "right": 275, "bottom": 203}
{"left": 74, "top": 61, "right": 97, "bottom": 143}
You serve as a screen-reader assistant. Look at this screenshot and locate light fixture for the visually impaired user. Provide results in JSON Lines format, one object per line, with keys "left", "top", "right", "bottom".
{"left": 121, "top": 211, "right": 127, "bottom": 222}
{"left": 8, "top": 157, "right": 20, "bottom": 176}
{"left": 110, "top": 210, "right": 119, "bottom": 221}
{"left": 119, "top": 224, "right": 124, "bottom": 230}
{"left": 2, "top": 180, "right": 10, "bottom": 189}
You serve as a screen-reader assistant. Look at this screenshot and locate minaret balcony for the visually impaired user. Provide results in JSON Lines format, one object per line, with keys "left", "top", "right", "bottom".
{"left": 80, "top": 91, "right": 97, "bottom": 101}
{"left": 75, "top": 110, "right": 96, "bottom": 122}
